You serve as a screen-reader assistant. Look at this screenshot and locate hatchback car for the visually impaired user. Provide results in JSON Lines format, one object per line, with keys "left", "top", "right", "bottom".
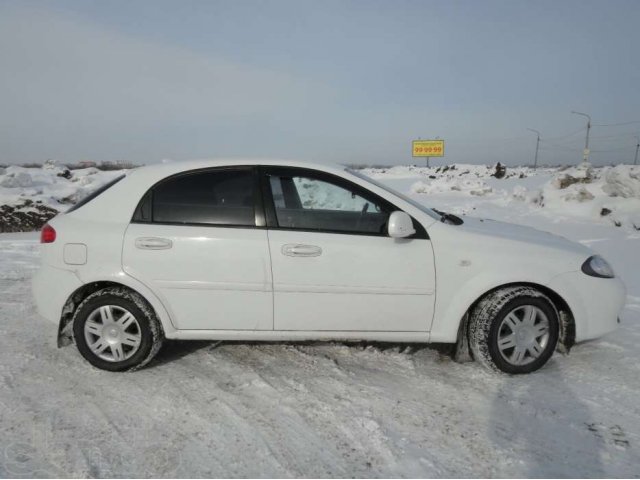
{"left": 32, "top": 160, "right": 626, "bottom": 374}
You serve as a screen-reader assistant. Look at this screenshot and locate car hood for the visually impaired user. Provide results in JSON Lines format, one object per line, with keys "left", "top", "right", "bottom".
{"left": 456, "top": 216, "right": 591, "bottom": 256}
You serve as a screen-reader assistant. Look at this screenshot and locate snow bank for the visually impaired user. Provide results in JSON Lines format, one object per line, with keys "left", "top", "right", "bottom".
{"left": 382, "top": 162, "right": 640, "bottom": 231}
{"left": 602, "top": 165, "right": 640, "bottom": 198}
{"left": 411, "top": 177, "right": 493, "bottom": 196}
{"left": 529, "top": 164, "right": 640, "bottom": 230}
{"left": 0, "top": 171, "right": 34, "bottom": 188}
{"left": 0, "top": 163, "right": 128, "bottom": 232}
{"left": 294, "top": 177, "right": 369, "bottom": 210}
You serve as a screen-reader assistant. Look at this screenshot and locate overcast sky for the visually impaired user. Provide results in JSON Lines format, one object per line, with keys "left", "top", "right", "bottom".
{"left": 1, "top": 0, "right": 639, "bottom": 166}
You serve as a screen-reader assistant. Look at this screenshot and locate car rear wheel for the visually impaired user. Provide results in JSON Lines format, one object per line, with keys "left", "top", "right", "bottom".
{"left": 72, "top": 287, "right": 163, "bottom": 371}
{"left": 469, "top": 286, "right": 559, "bottom": 374}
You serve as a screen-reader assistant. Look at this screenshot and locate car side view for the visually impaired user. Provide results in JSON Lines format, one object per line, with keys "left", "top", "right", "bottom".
{"left": 32, "top": 160, "right": 626, "bottom": 374}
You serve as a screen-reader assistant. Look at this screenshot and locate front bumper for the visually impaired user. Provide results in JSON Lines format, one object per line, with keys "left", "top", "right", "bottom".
{"left": 546, "top": 271, "right": 626, "bottom": 342}
{"left": 32, "top": 264, "right": 82, "bottom": 325}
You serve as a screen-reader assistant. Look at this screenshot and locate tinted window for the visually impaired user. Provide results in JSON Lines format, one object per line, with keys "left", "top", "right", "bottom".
{"left": 152, "top": 169, "right": 255, "bottom": 226}
{"left": 67, "top": 175, "right": 125, "bottom": 213}
{"left": 268, "top": 173, "right": 390, "bottom": 234}
{"left": 133, "top": 191, "right": 152, "bottom": 222}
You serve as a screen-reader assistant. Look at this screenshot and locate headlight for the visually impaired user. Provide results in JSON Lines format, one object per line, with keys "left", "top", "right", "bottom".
{"left": 581, "top": 255, "right": 615, "bottom": 278}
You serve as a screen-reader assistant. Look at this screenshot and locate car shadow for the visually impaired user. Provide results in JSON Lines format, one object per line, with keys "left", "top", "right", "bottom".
{"left": 488, "top": 362, "right": 605, "bottom": 477}
{"left": 149, "top": 340, "right": 214, "bottom": 367}
{"left": 146, "top": 339, "right": 453, "bottom": 369}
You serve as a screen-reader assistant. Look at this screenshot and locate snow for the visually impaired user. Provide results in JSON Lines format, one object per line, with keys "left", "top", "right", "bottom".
{"left": 0, "top": 164, "right": 126, "bottom": 211}
{"left": 293, "top": 176, "right": 370, "bottom": 211}
{"left": 365, "top": 163, "right": 640, "bottom": 231}
{"left": 1, "top": 163, "right": 640, "bottom": 476}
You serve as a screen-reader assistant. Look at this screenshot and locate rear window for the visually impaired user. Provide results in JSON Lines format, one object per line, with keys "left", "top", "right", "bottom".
{"left": 66, "top": 175, "right": 125, "bottom": 213}
{"left": 149, "top": 169, "right": 256, "bottom": 226}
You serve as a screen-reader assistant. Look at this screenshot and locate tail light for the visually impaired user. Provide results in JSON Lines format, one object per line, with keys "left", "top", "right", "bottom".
{"left": 40, "top": 224, "right": 56, "bottom": 243}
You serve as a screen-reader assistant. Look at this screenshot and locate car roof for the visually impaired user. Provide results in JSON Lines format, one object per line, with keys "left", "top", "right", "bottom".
{"left": 126, "top": 158, "right": 349, "bottom": 182}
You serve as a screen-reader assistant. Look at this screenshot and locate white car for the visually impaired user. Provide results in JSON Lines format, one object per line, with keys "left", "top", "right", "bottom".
{"left": 32, "top": 160, "right": 626, "bottom": 374}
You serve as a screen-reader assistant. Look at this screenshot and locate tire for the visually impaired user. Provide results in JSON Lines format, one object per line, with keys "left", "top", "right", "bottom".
{"left": 72, "top": 287, "right": 164, "bottom": 372}
{"left": 468, "top": 286, "right": 559, "bottom": 374}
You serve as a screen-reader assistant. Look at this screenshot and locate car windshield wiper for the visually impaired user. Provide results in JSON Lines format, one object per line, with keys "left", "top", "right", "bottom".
{"left": 432, "top": 209, "right": 464, "bottom": 225}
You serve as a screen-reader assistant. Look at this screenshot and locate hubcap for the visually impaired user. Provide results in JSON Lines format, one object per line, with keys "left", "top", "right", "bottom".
{"left": 497, "top": 305, "right": 550, "bottom": 366}
{"left": 84, "top": 305, "right": 142, "bottom": 362}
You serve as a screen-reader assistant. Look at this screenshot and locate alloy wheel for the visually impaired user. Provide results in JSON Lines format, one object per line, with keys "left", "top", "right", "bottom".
{"left": 497, "top": 305, "right": 550, "bottom": 366}
{"left": 84, "top": 305, "right": 142, "bottom": 362}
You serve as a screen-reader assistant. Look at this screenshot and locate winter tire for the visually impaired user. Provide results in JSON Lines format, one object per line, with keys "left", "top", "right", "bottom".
{"left": 469, "top": 286, "right": 559, "bottom": 374}
{"left": 72, "top": 287, "right": 163, "bottom": 371}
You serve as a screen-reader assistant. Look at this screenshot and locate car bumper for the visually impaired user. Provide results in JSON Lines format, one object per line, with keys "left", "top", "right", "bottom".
{"left": 546, "top": 271, "right": 626, "bottom": 342}
{"left": 32, "top": 264, "right": 82, "bottom": 325}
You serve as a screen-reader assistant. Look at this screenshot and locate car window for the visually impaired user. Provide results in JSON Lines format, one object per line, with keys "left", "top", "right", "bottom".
{"left": 347, "top": 168, "right": 441, "bottom": 221}
{"left": 268, "top": 173, "right": 390, "bottom": 234}
{"left": 152, "top": 169, "right": 255, "bottom": 226}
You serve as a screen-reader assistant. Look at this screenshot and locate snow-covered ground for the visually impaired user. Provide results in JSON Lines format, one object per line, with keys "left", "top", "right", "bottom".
{"left": 1, "top": 163, "right": 639, "bottom": 477}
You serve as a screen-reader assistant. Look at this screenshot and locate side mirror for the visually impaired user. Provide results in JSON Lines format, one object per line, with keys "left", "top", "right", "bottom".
{"left": 388, "top": 211, "right": 416, "bottom": 238}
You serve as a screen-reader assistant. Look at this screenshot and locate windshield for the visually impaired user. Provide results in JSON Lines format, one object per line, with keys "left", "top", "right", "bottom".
{"left": 346, "top": 168, "right": 441, "bottom": 221}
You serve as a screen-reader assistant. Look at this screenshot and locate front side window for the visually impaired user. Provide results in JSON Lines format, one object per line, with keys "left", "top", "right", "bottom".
{"left": 150, "top": 169, "right": 256, "bottom": 226}
{"left": 347, "top": 168, "right": 442, "bottom": 221}
{"left": 267, "top": 172, "right": 390, "bottom": 234}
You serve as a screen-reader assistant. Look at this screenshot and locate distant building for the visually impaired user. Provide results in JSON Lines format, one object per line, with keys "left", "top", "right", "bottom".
{"left": 78, "top": 161, "right": 97, "bottom": 168}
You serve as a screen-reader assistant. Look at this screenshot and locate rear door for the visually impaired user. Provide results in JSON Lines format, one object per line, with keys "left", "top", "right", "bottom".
{"left": 122, "top": 167, "right": 273, "bottom": 331}
{"left": 262, "top": 167, "right": 435, "bottom": 332}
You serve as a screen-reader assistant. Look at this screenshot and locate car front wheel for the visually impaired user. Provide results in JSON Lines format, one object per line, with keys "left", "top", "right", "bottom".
{"left": 469, "top": 286, "right": 559, "bottom": 374}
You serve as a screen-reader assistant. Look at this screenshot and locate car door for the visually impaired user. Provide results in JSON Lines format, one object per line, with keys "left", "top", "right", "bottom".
{"left": 262, "top": 167, "right": 435, "bottom": 332}
{"left": 122, "top": 166, "right": 273, "bottom": 331}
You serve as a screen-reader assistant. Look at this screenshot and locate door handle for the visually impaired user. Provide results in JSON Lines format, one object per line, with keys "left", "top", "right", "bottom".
{"left": 135, "top": 237, "right": 173, "bottom": 250}
{"left": 281, "top": 244, "right": 322, "bottom": 257}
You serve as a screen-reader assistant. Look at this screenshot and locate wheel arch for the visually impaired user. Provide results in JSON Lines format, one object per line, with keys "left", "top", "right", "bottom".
{"left": 453, "top": 281, "right": 576, "bottom": 362}
{"left": 57, "top": 279, "right": 175, "bottom": 347}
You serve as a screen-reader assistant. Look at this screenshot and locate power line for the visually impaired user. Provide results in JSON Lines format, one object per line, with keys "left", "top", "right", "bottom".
{"left": 590, "top": 146, "right": 636, "bottom": 153}
{"left": 587, "top": 132, "right": 639, "bottom": 140}
{"left": 592, "top": 120, "right": 640, "bottom": 127}
{"left": 539, "top": 145, "right": 582, "bottom": 152}
{"left": 544, "top": 126, "right": 586, "bottom": 142}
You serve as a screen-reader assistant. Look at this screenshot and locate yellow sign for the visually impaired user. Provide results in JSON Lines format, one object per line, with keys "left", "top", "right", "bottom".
{"left": 412, "top": 140, "right": 445, "bottom": 157}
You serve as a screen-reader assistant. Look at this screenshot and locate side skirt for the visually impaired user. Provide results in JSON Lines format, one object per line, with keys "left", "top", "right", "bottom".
{"left": 167, "top": 330, "right": 431, "bottom": 343}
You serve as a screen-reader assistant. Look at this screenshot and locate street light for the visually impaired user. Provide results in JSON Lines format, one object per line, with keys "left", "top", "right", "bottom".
{"left": 634, "top": 135, "right": 639, "bottom": 166}
{"left": 526, "top": 128, "right": 541, "bottom": 169}
{"left": 571, "top": 111, "right": 591, "bottom": 163}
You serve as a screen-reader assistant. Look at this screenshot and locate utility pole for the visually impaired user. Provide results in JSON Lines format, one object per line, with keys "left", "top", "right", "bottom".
{"left": 635, "top": 136, "right": 639, "bottom": 166}
{"left": 571, "top": 111, "right": 591, "bottom": 163}
{"left": 527, "top": 128, "right": 541, "bottom": 169}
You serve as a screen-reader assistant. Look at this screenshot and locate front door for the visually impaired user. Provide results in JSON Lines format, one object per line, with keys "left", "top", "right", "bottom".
{"left": 122, "top": 167, "right": 273, "bottom": 330}
{"left": 262, "top": 167, "right": 435, "bottom": 332}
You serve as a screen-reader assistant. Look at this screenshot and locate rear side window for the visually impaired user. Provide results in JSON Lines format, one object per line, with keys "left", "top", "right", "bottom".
{"left": 67, "top": 174, "right": 125, "bottom": 213}
{"left": 147, "top": 169, "right": 256, "bottom": 226}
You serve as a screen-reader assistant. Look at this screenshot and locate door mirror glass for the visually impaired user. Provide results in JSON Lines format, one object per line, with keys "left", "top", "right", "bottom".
{"left": 388, "top": 211, "right": 416, "bottom": 238}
